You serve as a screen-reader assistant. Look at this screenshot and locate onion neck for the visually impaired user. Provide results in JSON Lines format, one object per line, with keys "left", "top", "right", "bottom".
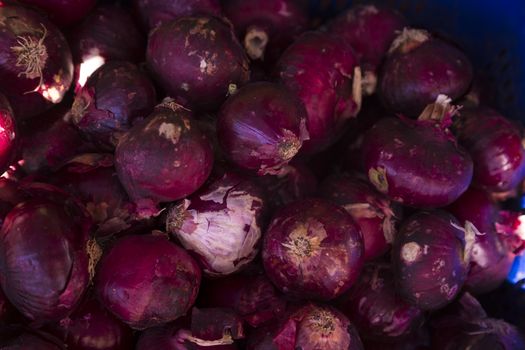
{"left": 244, "top": 26, "right": 269, "bottom": 60}
{"left": 388, "top": 28, "right": 430, "bottom": 55}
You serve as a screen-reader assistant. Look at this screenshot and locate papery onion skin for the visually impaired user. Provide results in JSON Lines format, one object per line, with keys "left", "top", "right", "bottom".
{"left": 147, "top": 16, "right": 250, "bottom": 112}
{"left": 0, "top": 93, "right": 17, "bottom": 174}
{"left": 217, "top": 82, "right": 308, "bottom": 175}
{"left": 321, "top": 173, "right": 400, "bottom": 261}
{"left": 379, "top": 29, "right": 473, "bottom": 117}
{"left": 337, "top": 263, "right": 424, "bottom": 342}
{"left": 0, "top": 197, "right": 91, "bottom": 322}
{"left": 70, "top": 61, "right": 156, "bottom": 150}
{"left": 275, "top": 31, "right": 361, "bottom": 154}
{"left": 95, "top": 234, "right": 201, "bottom": 330}
{"left": 18, "top": 0, "right": 97, "bottom": 28}
{"left": 166, "top": 171, "right": 266, "bottom": 276}
{"left": 262, "top": 198, "right": 364, "bottom": 301}
{"left": 115, "top": 99, "right": 213, "bottom": 217}
{"left": 455, "top": 106, "right": 525, "bottom": 193}
{"left": 222, "top": 0, "right": 309, "bottom": 62}
{"left": 392, "top": 210, "right": 469, "bottom": 311}
{"left": 133, "top": 0, "right": 221, "bottom": 31}
{"left": 0, "top": 4, "right": 73, "bottom": 120}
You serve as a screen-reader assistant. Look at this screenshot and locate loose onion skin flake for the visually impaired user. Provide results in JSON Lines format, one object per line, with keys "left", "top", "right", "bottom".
{"left": 147, "top": 16, "right": 250, "bottom": 112}
{"left": 262, "top": 198, "right": 364, "bottom": 301}
{"left": 392, "top": 210, "right": 471, "bottom": 311}
{"left": 0, "top": 4, "right": 73, "bottom": 120}
{"left": 95, "top": 234, "right": 201, "bottom": 330}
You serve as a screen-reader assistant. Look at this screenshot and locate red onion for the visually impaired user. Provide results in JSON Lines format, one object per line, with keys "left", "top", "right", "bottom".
{"left": 69, "top": 61, "right": 157, "bottom": 150}
{"left": 166, "top": 171, "right": 266, "bottom": 276}
{"left": 362, "top": 95, "right": 473, "bottom": 207}
{"left": 247, "top": 303, "right": 364, "bottom": 350}
{"left": 327, "top": 4, "right": 406, "bottom": 94}
{"left": 133, "top": 0, "right": 221, "bottom": 31}
{"left": 275, "top": 31, "right": 362, "bottom": 154}
{"left": 262, "top": 198, "right": 364, "bottom": 300}
{"left": 0, "top": 4, "right": 73, "bottom": 120}
{"left": 95, "top": 234, "right": 201, "bottom": 330}
{"left": 51, "top": 294, "right": 133, "bottom": 350}
{"left": 217, "top": 82, "right": 308, "bottom": 175}
{"left": 0, "top": 329, "right": 63, "bottom": 349}
{"left": 188, "top": 307, "right": 244, "bottom": 345}
{"left": 455, "top": 106, "right": 525, "bottom": 193}
{"left": 18, "top": 0, "right": 96, "bottom": 28}
{"left": 222, "top": 0, "right": 309, "bottom": 62}
{"left": 115, "top": 99, "right": 213, "bottom": 217}
{"left": 0, "top": 196, "right": 92, "bottom": 322}
{"left": 337, "top": 263, "right": 424, "bottom": 342}
{"left": 199, "top": 274, "right": 286, "bottom": 327}
{"left": 0, "top": 94, "right": 17, "bottom": 174}
{"left": 392, "top": 210, "right": 471, "bottom": 310}
{"left": 379, "top": 28, "right": 473, "bottom": 117}
{"left": 320, "top": 173, "right": 401, "bottom": 261}
{"left": 147, "top": 16, "right": 250, "bottom": 112}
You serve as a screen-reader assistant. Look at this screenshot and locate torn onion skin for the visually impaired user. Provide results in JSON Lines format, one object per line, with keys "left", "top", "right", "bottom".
{"left": 217, "top": 82, "right": 308, "bottom": 175}
{"left": 362, "top": 96, "right": 473, "bottom": 208}
{"left": 70, "top": 61, "right": 157, "bottom": 150}
{"left": 275, "top": 31, "right": 362, "bottom": 154}
{"left": 147, "top": 16, "right": 250, "bottom": 112}
{"left": 0, "top": 94, "right": 17, "bottom": 175}
{"left": 455, "top": 106, "right": 525, "bottom": 193}
{"left": 18, "top": 0, "right": 97, "bottom": 28}
{"left": 392, "top": 210, "right": 470, "bottom": 311}
{"left": 337, "top": 263, "right": 424, "bottom": 342}
{"left": 320, "top": 173, "right": 401, "bottom": 261}
{"left": 95, "top": 234, "right": 201, "bottom": 330}
{"left": 379, "top": 28, "right": 473, "bottom": 117}
{"left": 222, "top": 0, "right": 309, "bottom": 63}
{"left": 115, "top": 99, "right": 214, "bottom": 217}
{"left": 166, "top": 171, "right": 266, "bottom": 276}
{"left": 0, "top": 4, "right": 73, "bottom": 120}
{"left": 262, "top": 198, "right": 364, "bottom": 301}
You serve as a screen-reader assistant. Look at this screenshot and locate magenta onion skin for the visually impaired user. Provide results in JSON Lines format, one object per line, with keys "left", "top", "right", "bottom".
{"left": 95, "top": 234, "right": 201, "bottom": 330}
{"left": 337, "top": 263, "right": 424, "bottom": 342}
{"left": 0, "top": 198, "right": 91, "bottom": 322}
{"left": 222, "top": 0, "right": 308, "bottom": 62}
{"left": 166, "top": 171, "right": 266, "bottom": 276}
{"left": 147, "top": 16, "right": 250, "bottom": 112}
{"left": 455, "top": 107, "right": 525, "bottom": 193}
{"left": 275, "top": 31, "right": 361, "bottom": 154}
{"left": 379, "top": 29, "right": 473, "bottom": 117}
{"left": 134, "top": 0, "right": 221, "bottom": 31}
{"left": 0, "top": 93, "right": 17, "bottom": 174}
{"left": 321, "top": 173, "right": 400, "bottom": 261}
{"left": 392, "top": 210, "right": 470, "bottom": 311}
{"left": 248, "top": 303, "right": 364, "bottom": 350}
{"left": 190, "top": 307, "right": 245, "bottom": 342}
{"left": 262, "top": 198, "right": 364, "bottom": 301}
{"left": 70, "top": 61, "right": 156, "bottom": 150}
{"left": 362, "top": 116, "right": 473, "bottom": 207}
{"left": 115, "top": 100, "right": 213, "bottom": 217}
{"left": 199, "top": 274, "right": 286, "bottom": 328}
{"left": 18, "top": 0, "right": 96, "bottom": 28}
{"left": 0, "top": 5, "right": 73, "bottom": 120}
{"left": 217, "top": 82, "right": 308, "bottom": 175}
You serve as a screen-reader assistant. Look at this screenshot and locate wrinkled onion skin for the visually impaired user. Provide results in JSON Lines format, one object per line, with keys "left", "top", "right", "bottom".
{"left": 262, "top": 198, "right": 364, "bottom": 301}
{"left": 217, "top": 82, "right": 307, "bottom": 175}
{"left": 455, "top": 107, "right": 525, "bottom": 193}
{"left": 147, "top": 16, "right": 250, "bottom": 112}
{"left": 95, "top": 235, "right": 201, "bottom": 330}
{"left": 379, "top": 35, "right": 473, "bottom": 117}
{"left": 18, "top": 0, "right": 97, "bottom": 28}
{"left": 275, "top": 31, "right": 360, "bottom": 154}
{"left": 72, "top": 61, "right": 157, "bottom": 150}
{"left": 392, "top": 211, "right": 469, "bottom": 311}
{"left": 0, "top": 199, "right": 90, "bottom": 322}
{"left": 337, "top": 264, "right": 424, "bottom": 342}
{"left": 134, "top": 0, "right": 221, "bottom": 31}
{"left": 0, "top": 94, "right": 17, "bottom": 174}
{"left": 115, "top": 101, "right": 214, "bottom": 211}
{"left": 362, "top": 117, "right": 473, "bottom": 207}
{"left": 327, "top": 4, "right": 406, "bottom": 71}
{"left": 0, "top": 5, "right": 73, "bottom": 120}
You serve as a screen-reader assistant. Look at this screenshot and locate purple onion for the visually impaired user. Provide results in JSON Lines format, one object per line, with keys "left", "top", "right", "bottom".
{"left": 262, "top": 198, "right": 364, "bottom": 300}
{"left": 0, "top": 329, "right": 64, "bottom": 349}
{"left": 0, "top": 93, "right": 17, "bottom": 174}
{"left": 166, "top": 171, "right": 266, "bottom": 276}
{"left": 18, "top": 0, "right": 97, "bottom": 28}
